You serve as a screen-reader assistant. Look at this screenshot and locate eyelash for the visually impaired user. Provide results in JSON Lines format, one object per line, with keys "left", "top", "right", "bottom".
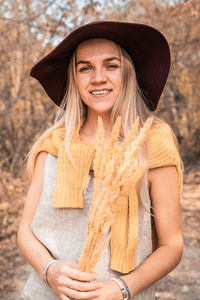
{"left": 79, "top": 66, "right": 91, "bottom": 72}
{"left": 79, "top": 64, "right": 119, "bottom": 72}
{"left": 106, "top": 64, "right": 118, "bottom": 70}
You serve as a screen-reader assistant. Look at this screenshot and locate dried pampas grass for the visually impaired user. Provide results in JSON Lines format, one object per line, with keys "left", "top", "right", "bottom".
{"left": 79, "top": 116, "right": 153, "bottom": 272}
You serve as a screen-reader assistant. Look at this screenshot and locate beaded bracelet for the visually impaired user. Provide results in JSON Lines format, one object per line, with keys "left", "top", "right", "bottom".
{"left": 118, "top": 277, "right": 131, "bottom": 299}
{"left": 43, "top": 259, "right": 58, "bottom": 285}
{"left": 111, "top": 278, "right": 128, "bottom": 299}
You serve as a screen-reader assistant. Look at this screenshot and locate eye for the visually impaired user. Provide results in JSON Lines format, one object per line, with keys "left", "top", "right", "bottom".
{"left": 79, "top": 65, "right": 92, "bottom": 72}
{"left": 106, "top": 64, "right": 119, "bottom": 70}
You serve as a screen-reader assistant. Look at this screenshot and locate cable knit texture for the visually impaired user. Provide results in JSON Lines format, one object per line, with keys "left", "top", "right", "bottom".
{"left": 32, "top": 122, "right": 182, "bottom": 273}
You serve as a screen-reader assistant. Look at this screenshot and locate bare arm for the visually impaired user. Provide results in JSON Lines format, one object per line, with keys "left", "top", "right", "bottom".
{"left": 122, "top": 165, "right": 183, "bottom": 297}
{"left": 17, "top": 151, "right": 102, "bottom": 300}
{"left": 17, "top": 151, "right": 52, "bottom": 278}
{"left": 92, "top": 165, "right": 183, "bottom": 299}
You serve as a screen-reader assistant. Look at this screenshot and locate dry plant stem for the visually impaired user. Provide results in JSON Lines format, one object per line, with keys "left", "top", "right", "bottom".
{"left": 89, "top": 232, "right": 111, "bottom": 272}
{"left": 80, "top": 218, "right": 113, "bottom": 272}
{"left": 120, "top": 116, "right": 139, "bottom": 153}
{"left": 93, "top": 117, "right": 105, "bottom": 178}
{"left": 79, "top": 117, "right": 153, "bottom": 273}
{"left": 88, "top": 119, "right": 107, "bottom": 229}
{"left": 83, "top": 231, "right": 100, "bottom": 271}
{"left": 88, "top": 211, "right": 114, "bottom": 268}
{"left": 117, "top": 118, "right": 153, "bottom": 181}
{"left": 87, "top": 222, "right": 112, "bottom": 271}
{"left": 87, "top": 179, "right": 101, "bottom": 233}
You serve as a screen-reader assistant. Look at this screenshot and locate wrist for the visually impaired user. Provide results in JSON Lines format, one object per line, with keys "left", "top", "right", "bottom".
{"left": 118, "top": 277, "right": 131, "bottom": 299}
{"left": 111, "top": 278, "right": 128, "bottom": 300}
{"left": 43, "top": 259, "right": 58, "bottom": 285}
{"left": 105, "top": 280, "right": 124, "bottom": 300}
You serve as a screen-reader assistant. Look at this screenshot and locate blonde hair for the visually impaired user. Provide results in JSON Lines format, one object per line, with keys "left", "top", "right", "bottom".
{"left": 26, "top": 40, "right": 162, "bottom": 178}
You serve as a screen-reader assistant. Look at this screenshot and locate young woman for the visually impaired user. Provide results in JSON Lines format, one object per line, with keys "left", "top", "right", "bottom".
{"left": 18, "top": 21, "right": 183, "bottom": 300}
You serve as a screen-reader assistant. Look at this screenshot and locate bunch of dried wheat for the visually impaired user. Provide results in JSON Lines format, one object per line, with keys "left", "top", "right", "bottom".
{"left": 79, "top": 116, "right": 153, "bottom": 272}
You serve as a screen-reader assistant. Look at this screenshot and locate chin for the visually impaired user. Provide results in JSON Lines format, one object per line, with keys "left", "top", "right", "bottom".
{"left": 93, "top": 108, "right": 113, "bottom": 115}
{"left": 91, "top": 104, "right": 115, "bottom": 113}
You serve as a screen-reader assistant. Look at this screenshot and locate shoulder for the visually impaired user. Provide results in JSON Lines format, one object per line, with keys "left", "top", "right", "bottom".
{"left": 37, "top": 151, "right": 49, "bottom": 161}
{"left": 32, "top": 151, "right": 48, "bottom": 183}
{"left": 148, "top": 121, "right": 176, "bottom": 144}
{"left": 146, "top": 121, "right": 183, "bottom": 193}
{"left": 37, "top": 127, "right": 65, "bottom": 151}
{"left": 147, "top": 121, "right": 180, "bottom": 169}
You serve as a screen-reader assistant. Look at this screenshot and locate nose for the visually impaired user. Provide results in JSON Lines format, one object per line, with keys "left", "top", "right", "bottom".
{"left": 91, "top": 67, "right": 107, "bottom": 84}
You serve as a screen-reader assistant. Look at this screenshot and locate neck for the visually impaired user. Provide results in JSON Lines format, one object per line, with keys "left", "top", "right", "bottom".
{"left": 81, "top": 110, "right": 113, "bottom": 139}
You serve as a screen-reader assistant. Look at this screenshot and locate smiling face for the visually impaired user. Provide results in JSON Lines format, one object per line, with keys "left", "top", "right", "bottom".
{"left": 76, "top": 38, "right": 122, "bottom": 116}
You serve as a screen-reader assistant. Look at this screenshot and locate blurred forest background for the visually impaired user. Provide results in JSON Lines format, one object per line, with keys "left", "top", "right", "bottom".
{"left": 0, "top": 0, "right": 200, "bottom": 172}
{"left": 0, "top": 0, "right": 199, "bottom": 299}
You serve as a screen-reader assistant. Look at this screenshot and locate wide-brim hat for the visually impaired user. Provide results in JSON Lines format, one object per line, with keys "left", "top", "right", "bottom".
{"left": 30, "top": 20, "right": 170, "bottom": 111}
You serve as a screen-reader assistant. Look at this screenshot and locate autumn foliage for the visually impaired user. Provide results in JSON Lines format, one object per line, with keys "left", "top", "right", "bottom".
{"left": 0, "top": 0, "right": 199, "bottom": 176}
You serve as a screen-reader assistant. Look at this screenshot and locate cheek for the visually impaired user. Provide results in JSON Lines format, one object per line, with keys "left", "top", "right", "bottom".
{"left": 76, "top": 77, "right": 84, "bottom": 95}
{"left": 76, "top": 75, "right": 89, "bottom": 93}
{"left": 111, "top": 72, "right": 122, "bottom": 86}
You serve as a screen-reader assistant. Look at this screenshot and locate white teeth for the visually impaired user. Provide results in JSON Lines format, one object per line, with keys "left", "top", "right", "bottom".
{"left": 91, "top": 90, "right": 110, "bottom": 95}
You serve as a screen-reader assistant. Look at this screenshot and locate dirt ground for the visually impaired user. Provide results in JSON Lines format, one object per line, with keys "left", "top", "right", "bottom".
{"left": 0, "top": 164, "right": 199, "bottom": 300}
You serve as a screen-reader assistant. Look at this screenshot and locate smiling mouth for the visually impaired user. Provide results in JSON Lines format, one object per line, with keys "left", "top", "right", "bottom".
{"left": 90, "top": 89, "right": 111, "bottom": 95}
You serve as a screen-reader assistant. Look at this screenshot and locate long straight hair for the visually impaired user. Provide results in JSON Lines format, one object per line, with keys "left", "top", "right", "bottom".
{"left": 26, "top": 40, "right": 162, "bottom": 178}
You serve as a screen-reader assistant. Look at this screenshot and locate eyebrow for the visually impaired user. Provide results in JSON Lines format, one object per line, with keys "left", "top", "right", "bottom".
{"left": 76, "top": 56, "right": 121, "bottom": 65}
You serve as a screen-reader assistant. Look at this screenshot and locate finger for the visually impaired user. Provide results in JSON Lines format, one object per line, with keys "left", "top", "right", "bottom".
{"left": 67, "top": 278, "right": 102, "bottom": 292}
{"left": 61, "top": 265, "right": 97, "bottom": 282}
{"left": 62, "top": 286, "right": 100, "bottom": 299}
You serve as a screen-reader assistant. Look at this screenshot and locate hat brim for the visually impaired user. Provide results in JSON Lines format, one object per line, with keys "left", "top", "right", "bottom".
{"left": 30, "top": 21, "right": 170, "bottom": 111}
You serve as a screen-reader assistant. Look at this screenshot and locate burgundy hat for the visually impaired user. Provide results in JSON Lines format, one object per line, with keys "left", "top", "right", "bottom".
{"left": 30, "top": 20, "right": 170, "bottom": 111}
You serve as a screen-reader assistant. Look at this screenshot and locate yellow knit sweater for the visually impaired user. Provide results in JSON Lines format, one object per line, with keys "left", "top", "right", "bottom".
{"left": 32, "top": 122, "right": 182, "bottom": 274}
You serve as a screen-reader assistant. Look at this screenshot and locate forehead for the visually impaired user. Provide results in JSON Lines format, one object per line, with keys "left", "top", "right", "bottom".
{"left": 76, "top": 38, "right": 120, "bottom": 60}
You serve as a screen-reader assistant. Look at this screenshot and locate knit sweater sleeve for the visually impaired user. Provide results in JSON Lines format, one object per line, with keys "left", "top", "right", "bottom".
{"left": 31, "top": 128, "right": 65, "bottom": 178}
{"left": 148, "top": 122, "right": 183, "bottom": 194}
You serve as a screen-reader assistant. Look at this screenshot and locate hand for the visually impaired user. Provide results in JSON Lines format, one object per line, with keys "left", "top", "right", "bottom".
{"left": 46, "top": 260, "right": 102, "bottom": 300}
{"left": 89, "top": 280, "right": 124, "bottom": 300}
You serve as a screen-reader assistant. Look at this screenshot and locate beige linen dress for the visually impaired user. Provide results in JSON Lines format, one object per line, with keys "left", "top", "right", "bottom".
{"left": 23, "top": 153, "right": 155, "bottom": 300}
